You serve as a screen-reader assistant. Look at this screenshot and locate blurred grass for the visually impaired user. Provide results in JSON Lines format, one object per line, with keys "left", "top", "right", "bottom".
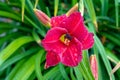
{"left": 0, "top": 0, "right": 120, "bottom": 80}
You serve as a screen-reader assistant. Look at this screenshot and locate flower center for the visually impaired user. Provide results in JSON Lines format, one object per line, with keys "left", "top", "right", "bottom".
{"left": 60, "top": 33, "right": 72, "bottom": 46}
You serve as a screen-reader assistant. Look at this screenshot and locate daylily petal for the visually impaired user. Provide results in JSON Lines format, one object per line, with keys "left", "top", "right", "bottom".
{"left": 61, "top": 38, "right": 82, "bottom": 67}
{"left": 59, "top": 12, "right": 88, "bottom": 42}
{"left": 45, "top": 51, "right": 60, "bottom": 69}
{"left": 51, "top": 14, "right": 67, "bottom": 27}
{"left": 42, "top": 27, "right": 67, "bottom": 53}
{"left": 82, "top": 33, "right": 94, "bottom": 50}
{"left": 42, "top": 41, "right": 66, "bottom": 54}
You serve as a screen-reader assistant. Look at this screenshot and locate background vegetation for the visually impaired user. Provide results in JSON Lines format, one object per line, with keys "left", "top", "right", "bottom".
{"left": 0, "top": 0, "right": 120, "bottom": 80}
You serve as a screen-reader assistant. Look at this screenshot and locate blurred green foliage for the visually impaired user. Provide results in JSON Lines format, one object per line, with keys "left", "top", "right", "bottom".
{"left": 0, "top": 0, "right": 120, "bottom": 80}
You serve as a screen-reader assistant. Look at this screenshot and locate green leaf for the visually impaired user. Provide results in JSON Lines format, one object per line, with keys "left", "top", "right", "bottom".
{"left": 59, "top": 63, "right": 69, "bottom": 80}
{"left": 102, "top": 32, "right": 120, "bottom": 46}
{"left": 54, "top": 0, "right": 59, "bottom": 16}
{"left": 21, "top": 0, "right": 25, "bottom": 22}
{"left": 6, "top": 59, "right": 26, "bottom": 80}
{"left": 0, "top": 11, "right": 21, "bottom": 21}
{"left": 25, "top": 0, "right": 46, "bottom": 37}
{"left": 75, "top": 62, "right": 94, "bottom": 80}
{"left": 100, "top": 0, "right": 108, "bottom": 16}
{"left": 32, "top": 30, "right": 41, "bottom": 44}
{"left": 93, "top": 45, "right": 103, "bottom": 80}
{"left": 0, "top": 48, "right": 39, "bottom": 71}
{"left": 114, "top": 0, "right": 119, "bottom": 28}
{"left": 12, "top": 54, "right": 36, "bottom": 80}
{"left": 78, "top": 0, "right": 84, "bottom": 16}
{"left": 28, "top": 72, "right": 36, "bottom": 80}
{"left": 82, "top": 51, "right": 94, "bottom": 78}
{"left": 75, "top": 51, "right": 94, "bottom": 80}
{"left": 72, "top": 0, "right": 77, "bottom": 6}
{"left": 74, "top": 67, "right": 83, "bottom": 80}
{"left": 70, "top": 68, "right": 76, "bottom": 80}
{"left": 44, "top": 66, "right": 60, "bottom": 80}
{"left": 35, "top": 50, "right": 45, "bottom": 80}
{"left": 34, "top": 0, "right": 39, "bottom": 9}
{"left": 0, "top": 22, "right": 31, "bottom": 32}
{"left": 106, "top": 49, "right": 119, "bottom": 64}
{"left": 0, "top": 32, "right": 22, "bottom": 47}
{"left": 46, "top": 7, "right": 51, "bottom": 17}
{"left": 94, "top": 35, "right": 115, "bottom": 80}
{"left": 84, "top": 0, "right": 98, "bottom": 29}
{"left": 0, "top": 2, "right": 12, "bottom": 12}
{"left": 106, "top": 49, "right": 120, "bottom": 79}
{"left": 0, "top": 36, "right": 34, "bottom": 66}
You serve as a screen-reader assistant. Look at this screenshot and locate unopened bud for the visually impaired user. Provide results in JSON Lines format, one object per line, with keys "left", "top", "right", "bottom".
{"left": 66, "top": 3, "right": 78, "bottom": 16}
{"left": 34, "top": 9, "right": 51, "bottom": 26}
{"left": 90, "top": 55, "right": 98, "bottom": 80}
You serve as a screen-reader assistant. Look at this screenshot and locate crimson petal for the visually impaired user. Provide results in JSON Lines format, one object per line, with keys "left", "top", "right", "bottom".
{"left": 59, "top": 12, "right": 88, "bottom": 42}
{"left": 45, "top": 51, "right": 60, "bottom": 69}
{"left": 82, "top": 33, "right": 94, "bottom": 50}
{"left": 51, "top": 14, "right": 67, "bottom": 27}
{"left": 42, "top": 27, "right": 67, "bottom": 53}
{"left": 61, "top": 38, "right": 82, "bottom": 67}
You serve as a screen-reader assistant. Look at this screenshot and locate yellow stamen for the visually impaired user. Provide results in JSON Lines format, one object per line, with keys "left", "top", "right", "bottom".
{"left": 60, "top": 34, "right": 71, "bottom": 46}
{"left": 64, "top": 39, "right": 70, "bottom": 46}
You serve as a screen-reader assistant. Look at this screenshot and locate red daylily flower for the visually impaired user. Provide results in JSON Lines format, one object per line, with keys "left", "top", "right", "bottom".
{"left": 42, "top": 12, "right": 94, "bottom": 68}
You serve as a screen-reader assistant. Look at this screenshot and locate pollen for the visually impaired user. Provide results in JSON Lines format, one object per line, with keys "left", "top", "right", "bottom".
{"left": 60, "top": 33, "right": 72, "bottom": 46}
{"left": 64, "top": 38, "right": 70, "bottom": 46}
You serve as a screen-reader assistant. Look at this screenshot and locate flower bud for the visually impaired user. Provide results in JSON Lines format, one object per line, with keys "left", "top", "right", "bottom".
{"left": 66, "top": 3, "right": 78, "bottom": 16}
{"left": 90, "top": 55, "right": 98, "bottom": 80}
{"left": 34, "top": 9, "right": 51, "bottom": 26}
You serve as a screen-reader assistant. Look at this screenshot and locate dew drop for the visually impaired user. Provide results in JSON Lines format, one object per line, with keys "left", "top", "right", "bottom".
{"left": 74, "top": 53, "right": 77, "bottom": 56}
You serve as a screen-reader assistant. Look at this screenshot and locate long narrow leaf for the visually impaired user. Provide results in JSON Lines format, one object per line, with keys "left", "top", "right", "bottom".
{"left": 82, "top": 51, "right": 94, "bottom": 79}
{"left": 78, "top": 0, "right": 84, "bottom": 16}
{"left": 74, "top": 67, "right": 83, "bottom": 80}
{"left": 0, "top": 36, "right": 34, "bottom": 66}
{"left": 21, "top": 0, "right": 25, "bottom": 22}
{"left": 0, "top": 48, "right": 39, "bottom": 71}
{"left": 5, "top": 59, "right": 26, "bottom": 80}
{"left": 95, "top": 35, "right": 115, "bottom": 80}
{"left": 114, "top": 0, "right": 119, "bottom": 28}
{"left": 35, "top": 50, "right": 45, "bottom": 80}
{"left": 44, "top": 66, "right": 60, "bottom": 80}
{"left": 0, "top": 11, "right": 21, "bottom": 21}
{"left": 74, "top": 51, "right": 94, "bottom": 80}
{"left": 12, "top": 54, "right": 36, "bottom": 80}
{"left": 59, "top": 63, "right": 69, "bottom": 80}
{"left": 70, "top": 68, "right": 76, "bottom": 80}
{"left": 84, "top": 0, "right": 98, "bottom": 29}
{"left": 100, "top": 0, "right": 108, "bottom": 16}
{"left": 54, "top": 0, "right": 59, "bottom": 16}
